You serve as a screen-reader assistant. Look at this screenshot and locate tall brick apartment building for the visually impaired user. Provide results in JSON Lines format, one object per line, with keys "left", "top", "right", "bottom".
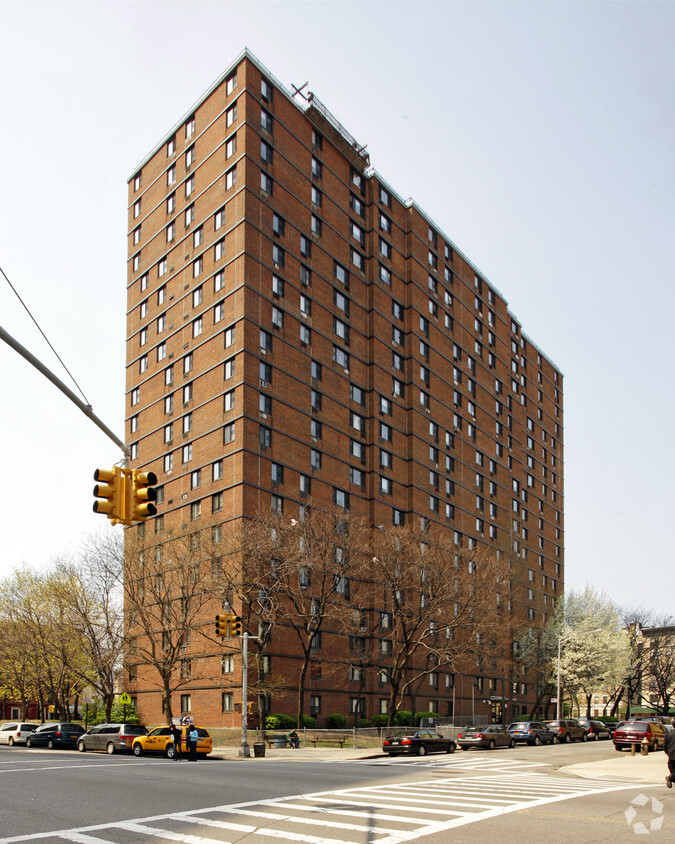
{"left": 125, "top": 49, "right": 563, "bottom": 727}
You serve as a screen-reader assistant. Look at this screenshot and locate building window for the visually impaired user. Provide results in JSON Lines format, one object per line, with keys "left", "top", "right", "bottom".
{"left": 222, "top": 692, "right": 233, "bottom": 713}
{"left": 260, "top": 108, "right": 273, "bottom": 133}
{"left": 223, "top": 422, "right": 235, "bottom": 444}
{"left": 310, "top": 448, "right": 321, "bottom": 470}
{"left": 261, "top": 171, "right": 273, "bottom": 194}
{"left": 271, "top": 494, "right": 283, "bottom": 515}
{"left": 333, "top": 488, "right": 349, "bottom": 509}
{"left": 311, "top": 157, "right": 322, "bottom": 179}
{"left": 181, "top": 694, "right": 191, "bottom": 713}
{"left": 261, "top": 140, "right": 273, "bottom": 166}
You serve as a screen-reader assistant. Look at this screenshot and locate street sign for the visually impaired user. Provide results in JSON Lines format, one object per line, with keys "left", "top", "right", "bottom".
{"left": 119, "top": 692, "right": 131, "bottom": 705}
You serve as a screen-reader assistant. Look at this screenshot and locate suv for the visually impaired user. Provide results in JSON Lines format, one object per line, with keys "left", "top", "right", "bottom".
{"left": 0, "top": 722, "right": 39, "bottom": 746}
{"left": 77, "top": 723, "right": 148, "bottom": 754}
{"left": 26, "top": 722, "right": 85, "bottom": 749}
{"left": 507, "top": 721, "right": 556, "bottom": 745}
{"left": 613, "top": 720, "right": 666, "bottom": 752}
{"left": 545, "top": 719, "right": 588, "bottom": 743}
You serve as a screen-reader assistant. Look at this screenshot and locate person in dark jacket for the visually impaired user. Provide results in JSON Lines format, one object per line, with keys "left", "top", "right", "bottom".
{"left": 665, "top": 724, "right": 675, "bottom": 788}
{"left": 170, "top": 722, "right": 182, "bottom": 760}
{"left": 188, "top": 725, "right": 199, "bottom": 760}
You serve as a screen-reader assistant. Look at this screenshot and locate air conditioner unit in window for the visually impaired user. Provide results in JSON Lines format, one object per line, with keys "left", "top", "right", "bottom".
{"left": 260, "top": 380, "right": 268, "bottom": 387}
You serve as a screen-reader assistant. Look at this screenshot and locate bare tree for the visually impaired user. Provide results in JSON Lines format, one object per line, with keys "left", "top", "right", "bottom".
{"left": 123, "top": 530, "right": 214, "bottom": 722}
{"left": 369, "top": 526, "right": 512, "bottom": 726}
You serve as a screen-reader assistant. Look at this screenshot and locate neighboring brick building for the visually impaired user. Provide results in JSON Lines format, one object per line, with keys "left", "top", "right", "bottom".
{"left": 125, "top": 49, "right": 564, "bottom": 727}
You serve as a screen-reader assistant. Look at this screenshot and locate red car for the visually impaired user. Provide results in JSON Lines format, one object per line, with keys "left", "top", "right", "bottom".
{"left": 613, "top": 720, "right": 666, "bottom": 752}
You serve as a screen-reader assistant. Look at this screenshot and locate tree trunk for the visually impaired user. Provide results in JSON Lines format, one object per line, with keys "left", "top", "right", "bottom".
{"left": 296, "top": 647, "right": 312, "bottom": 729}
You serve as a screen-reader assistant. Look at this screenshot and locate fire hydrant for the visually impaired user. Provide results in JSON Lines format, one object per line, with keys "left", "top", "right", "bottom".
{"left": 641, "top": 736, "right": 649, "bottom": 756}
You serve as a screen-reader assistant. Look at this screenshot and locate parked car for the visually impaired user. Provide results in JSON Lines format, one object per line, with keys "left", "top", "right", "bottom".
{"left": 131, "top": 725, "right": 212, "bottom": 758}
{"left": 507, "top": 721, "right": 556, "bottom": 745}
{"left": 545, "top": 719, "right": 588, "bottom": 743}
{"left": 604, "top": 721, "right": 621, "bottom": 735}
{"left": 77, "top": 723, "right": 148, "bottom": 754}
{"left": 577, "top": 719, "right": 611, "bottom": 740}
{"left": 26, "top": 722, "right": 85, "bottom": 749}
{"left": 457, "top": 725, "right": 515, "bottom": 750}
{"left": 382, "top": 729, "right": 455, "bottom": 756}
{"left": 0, "top": 722, "right": 39, "bottom": 746}
{"left": 613, "top": 720, "right": 666, "bottom": 752}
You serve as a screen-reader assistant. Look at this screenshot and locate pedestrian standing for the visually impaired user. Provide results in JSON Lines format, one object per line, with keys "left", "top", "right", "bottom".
{"left": 170, "top": 722, "right": 182, "bottom": 761}
{"left": 188, "top": 725, "right": 199, "bottom": 761}
{"left": 665, "top": 724, "right": 675, "bottom": 788}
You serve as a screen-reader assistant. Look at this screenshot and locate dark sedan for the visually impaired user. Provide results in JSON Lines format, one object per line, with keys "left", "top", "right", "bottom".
{"left": 457, "top": 724, "right": 515, "bottom": 750}
{"left": 382, "top": 729, "right": 456, "bottom": 756}
{"left": 507, "top": 721, "right": 556, "bottom": 745}
{"left": 577, "top": 719, "right": 611, "bottom": 740}
{"left": 26, "top": 722, "right": 85, "bottom": 749}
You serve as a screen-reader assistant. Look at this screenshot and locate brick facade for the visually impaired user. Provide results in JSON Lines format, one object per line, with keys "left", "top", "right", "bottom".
{"left": 125, "top": 49, "right": 564, "bottom": 727}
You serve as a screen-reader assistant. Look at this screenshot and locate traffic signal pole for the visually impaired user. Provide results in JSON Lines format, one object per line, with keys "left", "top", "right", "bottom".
{"left": 240, "top": 632, "right": 250, "bottom": 758}
{"left": 0, "top": 323, "right": 127, "bottom": 454}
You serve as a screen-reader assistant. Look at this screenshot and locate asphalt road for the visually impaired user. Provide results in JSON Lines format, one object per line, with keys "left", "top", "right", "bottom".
{"left": 0, "top": 740, "right": 672, "bottom": 842}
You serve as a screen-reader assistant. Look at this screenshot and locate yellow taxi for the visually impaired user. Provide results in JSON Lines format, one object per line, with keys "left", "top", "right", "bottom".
{"left": 178, "top": 725, "right": 213, "bottom": 758}
{"left": 131, "top": 726, "right": 175, "bottom": 757}
{"left": 131, "top": 725, "right": 212, "bottom": 758}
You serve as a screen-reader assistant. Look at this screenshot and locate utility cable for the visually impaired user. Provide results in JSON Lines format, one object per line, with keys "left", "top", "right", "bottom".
{"left": 0, "top": 262, "right": 92, "bottom": 407}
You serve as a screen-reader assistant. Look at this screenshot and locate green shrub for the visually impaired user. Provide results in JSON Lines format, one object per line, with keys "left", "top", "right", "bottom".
{"left": 357, "top": 718, "right": 370, "bottom": 728}
{"left": 413, "top": 711, "right": 437, "bottom": 726}
{"left": 301, "top": 714, "right": 316, "bottom": 728}
{"left": 327, "top": 713, "right": 348, "bottom": 729}
{"left": 370, "top": 714, "right": 389, "bottom": 727}
{"left": 394, "top": 710, "right": 412, "bottom": 726}
{"left": 265, "top": 715, "right": 280, "bottom": 730}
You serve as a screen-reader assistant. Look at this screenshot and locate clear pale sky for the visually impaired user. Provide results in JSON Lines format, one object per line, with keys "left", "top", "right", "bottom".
{"left": 0, "top": 1, "right": 672, "bottom": 617}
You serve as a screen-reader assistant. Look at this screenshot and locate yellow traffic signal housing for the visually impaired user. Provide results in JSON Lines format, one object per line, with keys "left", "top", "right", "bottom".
{"left": 132, "top": 470, "right": 158, "bottom": 521}
{"left": 215, "top": 613, "right": 228, "bottom": 638}
{"left": 231, "top": 615, "right": 242, "bottom": 637}
{"left": 93, "top": 467, "right": 121, "bottom": 522}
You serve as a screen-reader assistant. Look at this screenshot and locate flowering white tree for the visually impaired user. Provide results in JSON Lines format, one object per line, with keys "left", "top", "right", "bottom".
{"left": 557, "top": 587, "right": 630, "bottom": 718}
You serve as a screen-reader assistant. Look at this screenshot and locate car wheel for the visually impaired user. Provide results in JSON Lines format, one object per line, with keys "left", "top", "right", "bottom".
{"left": 581, "top": 732, "right": 588, "bottom": 742}
{"left": 78, "top": 741, "right": 86, "bottom": 752}
{"left": 564, "top": 733, "right": 571, "bottom": 743}
{"left": 461, "top": 746, "right": 469, "bottom": 751}
{"left": 446, "top": 742, "right": 456, "bottom": 754}
{"left": 133, "top": 743, "right": 143, "bottom": 757}
{"left": 26, "top": 738, "right": 32, "bottom": 748}
{"left": 552, "top": 735, "right": 559, "bottom": 744}
{"left": 593, "top": 733, "right": 599, "bottom": 741}
{"left": 106, "top": 742, "right": 116, "bottom": 755}
{"left": 488, "top": 740, "right": 495, "bottom": 750}
{"left": 416, "top": 744, "right": 427, "bottom": 756}
{"left": 509, "top": 739, "right": 515, "bottom": 748}
{"left": 47, "top": 739, "right": 54, "bottom": 750}
{"left": 8, "top": 737, "right": 14, "bottom": 747}
{"left": 165, "top": 743, "right": 175, "bottom": 759}
{"left": 650, "top": 742, "right": 657, "bottom": 753}
{"left": 534, "top": 736, "right": 541, "bottom": 746}
{"left": 614, "top": 744, "right": 623, "bottom": 751}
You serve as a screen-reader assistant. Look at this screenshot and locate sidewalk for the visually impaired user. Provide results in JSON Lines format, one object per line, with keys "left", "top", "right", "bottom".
{"left": 212, "top": 744, "right": 379, "bottom": 762}
{"left": 562, "top": 751, "right": 671, "bottom": 784}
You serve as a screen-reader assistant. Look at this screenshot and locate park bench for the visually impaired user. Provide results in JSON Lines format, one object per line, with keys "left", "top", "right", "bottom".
{"left": 308, "top": 734, "right": 348, "bottom": 748}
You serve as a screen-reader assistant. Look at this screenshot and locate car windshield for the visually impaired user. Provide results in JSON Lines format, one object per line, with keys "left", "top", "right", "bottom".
{"left": 624, "top": 723, "right": 647, "bottom": 732}
{"left": 507, "top": 723, "right": 523, "bottom": 730}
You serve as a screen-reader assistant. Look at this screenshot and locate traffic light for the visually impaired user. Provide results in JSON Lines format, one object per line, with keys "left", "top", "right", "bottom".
{"left": 215, "top": 613, "right": 228, "bottom": 638}
{"left": 132, "top": 470, "right": 158, "bottom": 521}
{"left": 93, "top": 467, "right": 121, "bottom": 522}
{"left": 231, "top": 615, "right": 242, "bottom": 637}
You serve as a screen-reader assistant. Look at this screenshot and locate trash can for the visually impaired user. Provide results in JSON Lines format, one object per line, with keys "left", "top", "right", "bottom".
{"left": 274, "top": 735, "right": 286, "bottom": 748}
{"left": 253, "top": 742, "right": 265, "bottom": 758}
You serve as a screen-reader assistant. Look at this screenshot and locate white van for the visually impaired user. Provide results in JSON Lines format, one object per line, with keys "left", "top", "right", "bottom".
{"left": 0, "top": 722, "right": 39, "bottom": 746}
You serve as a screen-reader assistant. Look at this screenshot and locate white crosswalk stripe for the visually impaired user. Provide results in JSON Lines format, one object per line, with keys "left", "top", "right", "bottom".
{"left": 0, "top": 771, "right": 652, "bottom": 844}
{"left": 362, "top": 753, "right": 545, "bottom": 771}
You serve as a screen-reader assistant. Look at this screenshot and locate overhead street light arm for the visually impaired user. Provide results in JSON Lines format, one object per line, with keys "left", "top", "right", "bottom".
{"left": 0, "top": 322, "right": 127, "bottom": 455}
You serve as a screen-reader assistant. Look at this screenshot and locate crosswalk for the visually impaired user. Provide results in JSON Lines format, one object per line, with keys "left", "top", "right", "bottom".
{"left": 360, "top": 753, "right": 545, "bottom": 772}
{"left": 0, "top": 770, "right": 646, "bottom": 844}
